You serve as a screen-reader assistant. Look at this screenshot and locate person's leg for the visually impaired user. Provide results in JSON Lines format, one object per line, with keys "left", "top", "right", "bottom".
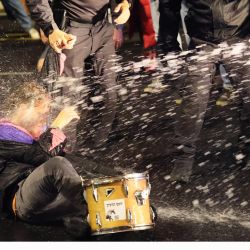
{"left": 222, "top": 41, "right": 250, "bottom": 161}
{"left": 2, "top": 0, "right": 32, "bottom": 32}
{"left": 171, "top": 47, "right": 216, "bottom": 182}
{"left": 88, "top": 21, "right": 118, "bottom": 149}
{"left": 216, "top": 62, "right": 234, "bottom": 106}
{"left": 150, "top": 0, "right": 159, "bottom": 39}
{"left": 15, "top": 156, "right": 87, "bottom": 223}
{"left": 51, "top": 24, "right": 93, "bottom": 152}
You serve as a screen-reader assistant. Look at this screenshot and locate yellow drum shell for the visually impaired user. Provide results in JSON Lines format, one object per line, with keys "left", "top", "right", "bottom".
{"left": 84, "top": 173, "right": 154, "bottom": 235}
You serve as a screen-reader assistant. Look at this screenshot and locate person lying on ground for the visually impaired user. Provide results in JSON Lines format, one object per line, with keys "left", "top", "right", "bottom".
{"left": 0, "top": 81, "right": 122, "bottom": 237}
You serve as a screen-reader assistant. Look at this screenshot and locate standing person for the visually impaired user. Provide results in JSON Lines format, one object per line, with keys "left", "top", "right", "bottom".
{"left": 1, "top": 0, "right": 40, "bottom": 39}
{"left": 26, "top": 0, "right": 132, "bottom": 154}
{"left": 158, "top": 0, "right": 250, "bottom": 182}
{"left": 129, "top": 0, "right": 157, "bottom": 50}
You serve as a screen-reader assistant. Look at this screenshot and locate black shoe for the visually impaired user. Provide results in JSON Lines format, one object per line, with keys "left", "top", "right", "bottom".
{"left": 170, "top": 160, "right": 193, "bottom": 183}
{"left": 63, "top": 216, "right": 91, "bottom": 239}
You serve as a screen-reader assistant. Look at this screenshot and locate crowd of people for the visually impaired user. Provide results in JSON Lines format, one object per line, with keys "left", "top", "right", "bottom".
{"left": 0, "top": 0, "right": 249, "bottom": 238}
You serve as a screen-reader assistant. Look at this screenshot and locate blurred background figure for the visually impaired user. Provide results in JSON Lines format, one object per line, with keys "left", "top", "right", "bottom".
{"left": 127, "top": 0, "right": 161, "bottom": 94}
{"left": 1, "top": 0, "right": 40, "bottom": 39}
{"left": 129, "top": 0, "right": 157, "bottom": 50}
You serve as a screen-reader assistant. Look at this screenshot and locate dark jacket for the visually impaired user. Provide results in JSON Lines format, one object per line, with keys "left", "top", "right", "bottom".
{"left": 0, "top": 128, "right": 122, "bottom": 215}
{"left": 0, "top": 129, "right": 64, "bottom": 214}
{"left": 26, "top": 0, "right": 133, "bottom": 36}
{"left": 158, "top": 0, "right": 250, "bottom": 51}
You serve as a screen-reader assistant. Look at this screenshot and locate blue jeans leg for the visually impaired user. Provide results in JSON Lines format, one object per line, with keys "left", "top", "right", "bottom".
{"left": 2, "top": 0, "right": 32, "bottom": 32}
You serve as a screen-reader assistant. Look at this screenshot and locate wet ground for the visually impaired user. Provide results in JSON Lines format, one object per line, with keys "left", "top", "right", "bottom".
{"left": 0, "top": 15, "right": 250, "bottom": 241}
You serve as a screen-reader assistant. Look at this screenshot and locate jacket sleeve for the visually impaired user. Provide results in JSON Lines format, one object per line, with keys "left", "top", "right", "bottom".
{"left": 0, "top": 128, "right": 67, "bottom": 167}
{"left": 38, "top": 128, "right": 67, "bottom": 157}
{"left": 158, "top": 0, "right": 182, "bottom": 52}
{"left": 26, "top": 0, "right": 58, "bottom": 36}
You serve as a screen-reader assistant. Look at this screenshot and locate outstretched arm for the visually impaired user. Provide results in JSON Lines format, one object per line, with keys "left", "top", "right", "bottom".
{"left": 26, "top": 0, "right": 76, "bottom": 53}
{"left": 26, "top": 0, "right": 58, "bottom": 36}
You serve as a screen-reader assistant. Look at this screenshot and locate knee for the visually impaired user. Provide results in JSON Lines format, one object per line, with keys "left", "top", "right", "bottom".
{"left": 43, "top": 156, "right": 74, "bottom": 173}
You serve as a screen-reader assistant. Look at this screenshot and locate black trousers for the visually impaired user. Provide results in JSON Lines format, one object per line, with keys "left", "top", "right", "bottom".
{"left": 15, "top": 157, "right": 87, "bottom": 223}
{"left": 52, "top": 19, "right": 117, "bottom": 152}
{"left": 173, "top": 39, "right": 250, "bottom": 172}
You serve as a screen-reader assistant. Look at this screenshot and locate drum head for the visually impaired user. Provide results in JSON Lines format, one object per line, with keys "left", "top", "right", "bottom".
{"left": 82, "top": 172, "right": 149, "bottom": 186}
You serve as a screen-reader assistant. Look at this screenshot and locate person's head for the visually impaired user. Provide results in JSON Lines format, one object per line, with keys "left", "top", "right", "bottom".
{"left": 3, "top": 81, "right": 51, "bottom": 137}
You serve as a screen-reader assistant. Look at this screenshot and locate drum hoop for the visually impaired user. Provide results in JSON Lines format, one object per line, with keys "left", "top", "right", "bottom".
{"left": 82, "top": 172, "right": 149, "bottom": 186}
{"left": 91, "top": 224, "right": 154, "bottom": 236}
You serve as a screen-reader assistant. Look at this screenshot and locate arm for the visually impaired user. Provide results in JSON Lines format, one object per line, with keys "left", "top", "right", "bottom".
{"left": 113, "top": 0, "right": 132, "bottom": 25}
{"left": 26, "top": 0, "right": 58, "bottom": 36}
{"left": 158, "top": 0, "right": 182, "bottom": 52}
{"left": 113, "top": 25, "right": 124, "bottom": 50}
{"left": 26, "top": 0, "right": 76, "bottom": 53}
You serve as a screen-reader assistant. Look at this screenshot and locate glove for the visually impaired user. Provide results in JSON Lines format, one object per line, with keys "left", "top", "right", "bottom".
{"left": 38, "top": 128, "right": 67, "bottom": 157}
{"left": 51, "top": 106, "right": 80, "bottom": 130}
{"left": 48, "top": 29, "right": 77, "bottom": 53}
{"left": 114, "top": 0, "right": 131, "bottom": 25}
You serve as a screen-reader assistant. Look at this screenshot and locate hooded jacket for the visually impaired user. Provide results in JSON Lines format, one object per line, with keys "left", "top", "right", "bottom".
{"left": 158, "top": 0, "right": 250, "bottom": 51}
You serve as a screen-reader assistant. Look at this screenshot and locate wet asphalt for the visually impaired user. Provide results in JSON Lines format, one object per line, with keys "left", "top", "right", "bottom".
{"left": 0, "top": 17, "right": 250, "bottom": 241}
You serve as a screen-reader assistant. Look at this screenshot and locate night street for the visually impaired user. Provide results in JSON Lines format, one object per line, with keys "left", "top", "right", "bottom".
{"left": 1, "top": 7, "right": 250, "bottom": 242}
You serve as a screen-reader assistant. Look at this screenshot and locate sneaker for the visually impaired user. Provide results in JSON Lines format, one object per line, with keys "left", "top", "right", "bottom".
{"left": 28, "top": 28, "right": 40, "bottom": 40}
{"left": 216, "top": 87, "right": 234, "bottom": 107}
{"left": 144, "top": 77, "right": 167, "bottom": 94}
{"left": 170, "top": 160, "right": 193, "bottom": 183}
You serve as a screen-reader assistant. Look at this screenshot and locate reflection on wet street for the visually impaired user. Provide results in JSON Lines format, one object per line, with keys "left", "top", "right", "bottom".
{"left": 0, "top": 10, "right": 250, "bottom": 241}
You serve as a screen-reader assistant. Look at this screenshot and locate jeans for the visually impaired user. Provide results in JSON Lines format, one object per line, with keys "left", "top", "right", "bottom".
{"left": 2, "top": 0, "right": 32, "bottom": 32}
{"left": 15, "top": 157, "right": 87, "bottom": 223}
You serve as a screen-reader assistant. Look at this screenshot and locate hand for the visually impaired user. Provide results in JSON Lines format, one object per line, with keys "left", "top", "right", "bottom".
{"left": 114, "top": 0, "right": 131, "bottom": 25}
{"left": 48, "top": 29, "right": 77, "bottom": 53}
{"left": 38, "top": 128, "right": 67, "bottom": 157}
{"left": 51, "top": 106, "right": 80, "bottom": 129}
{"left": 113, "top": 27, "right": 124, "bottom": 50}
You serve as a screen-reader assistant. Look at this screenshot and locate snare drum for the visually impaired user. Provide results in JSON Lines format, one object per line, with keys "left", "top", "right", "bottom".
{"left": 82, "top": 173, "right": 155, "bottom": 235}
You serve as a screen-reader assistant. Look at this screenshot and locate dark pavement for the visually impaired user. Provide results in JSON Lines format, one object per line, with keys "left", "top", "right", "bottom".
{"left": 0, "top": 15, "right": 250, "bottom": 241}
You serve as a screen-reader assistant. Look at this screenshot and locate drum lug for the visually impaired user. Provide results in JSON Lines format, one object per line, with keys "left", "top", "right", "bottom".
{"left": 127, "top": 209, "right": 133, "bottom": 223}
{"left": 123, "top": 181, "right": 129, "bottom": 197}
{"left": 135, "top": 190, "right": 149, "bottom": 206}
{"left": 150, "top": 206, "right": 156, "bottom": 222}
{"left": 92, "top": 184, "right": 98, "bottom": 202}
{"left": 96, "top": 213, "right": 102, "bottom": 228}
{"left": 147, "top": 177, "right": 151, "bottom": 195}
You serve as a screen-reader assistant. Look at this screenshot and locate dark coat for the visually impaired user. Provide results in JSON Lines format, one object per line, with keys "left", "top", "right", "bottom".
{"left": 0, "top": 128, "right": 122, "bottom": 215}
{"left": 159, "top": 0, "right": 250, "bottom": 51}
{"left": 0, "top": 129, "right": 63, "bottom": 214}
